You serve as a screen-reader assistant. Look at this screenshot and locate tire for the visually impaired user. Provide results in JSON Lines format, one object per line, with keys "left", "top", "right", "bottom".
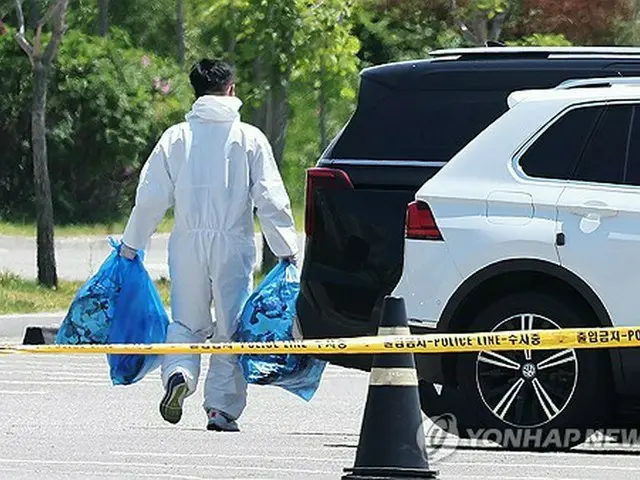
{"left": 454, "top": 291, "right": 612, "bottom": 451}
{"left": 418, "top": 380, "right": 475, "bottom": 440}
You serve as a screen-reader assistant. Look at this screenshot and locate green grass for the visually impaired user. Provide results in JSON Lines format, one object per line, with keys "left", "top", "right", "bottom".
{"left": 0, "top": 217, "right": 175, "bottom": 237}
{"left": 0, "top": 205, "right": 304, "bottom": 237}
{"left": 0, "top": 271, "right": 265, "bottom": 315}
{"left": 0, "top": 271, "right": 173, "bottom": 315}
{"left": 0, "top": 272, "right": 85, "bottom": 314}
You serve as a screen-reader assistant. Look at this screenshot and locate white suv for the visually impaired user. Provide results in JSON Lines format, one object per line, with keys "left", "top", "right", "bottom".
{"left": 393, "top": 78, "right": 640, "bottom": 450}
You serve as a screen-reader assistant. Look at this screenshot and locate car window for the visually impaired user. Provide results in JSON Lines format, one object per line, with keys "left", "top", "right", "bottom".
{"left": 623, "top": 106, "right": 640, "bottom": 186}
{"left": 519, "top": 106, "right": 604, "bottom": 180}
{"left": 328, "top": 88, "right": 510, "bottom": 162}
{"left": 571, "top": 105, "right": 633, "bottom": 185}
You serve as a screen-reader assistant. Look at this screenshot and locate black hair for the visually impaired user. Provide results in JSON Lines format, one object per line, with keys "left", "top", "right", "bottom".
{"left": 189, "top": 59, "right": 235, "bottom": 98}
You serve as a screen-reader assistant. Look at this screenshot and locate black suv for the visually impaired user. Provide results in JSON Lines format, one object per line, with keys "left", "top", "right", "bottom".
{"left": 297, "top": 46, "right": 640, "bottom": 425}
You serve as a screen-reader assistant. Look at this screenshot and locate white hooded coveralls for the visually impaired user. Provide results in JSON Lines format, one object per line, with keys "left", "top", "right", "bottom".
{"left": 121, "top": 95, "right": 299, "bottom": 420}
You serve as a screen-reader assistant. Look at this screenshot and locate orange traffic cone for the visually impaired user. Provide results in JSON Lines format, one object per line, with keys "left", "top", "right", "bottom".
{"left": 342, "top": 296, "right": 439, "bottom": 479}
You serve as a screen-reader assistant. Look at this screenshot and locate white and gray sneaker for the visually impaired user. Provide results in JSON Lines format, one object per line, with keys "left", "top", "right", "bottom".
{"left": 159, "top": 373, "right": 188, "bottom": 424}
{"left": 206, "top": 409, "right": 240, "bottom": 432}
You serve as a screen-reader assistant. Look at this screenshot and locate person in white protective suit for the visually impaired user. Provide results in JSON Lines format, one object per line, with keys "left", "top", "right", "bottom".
{"left": 119, "top": 59, "right": 299, "bottom": 432}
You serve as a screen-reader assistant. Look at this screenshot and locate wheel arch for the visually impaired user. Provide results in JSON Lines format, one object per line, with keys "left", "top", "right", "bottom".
{"left": 437, "top": 258, "right": 622, "bottom": 392}
{"left": 440, "top": 259, "right": 612, "bottom": 330}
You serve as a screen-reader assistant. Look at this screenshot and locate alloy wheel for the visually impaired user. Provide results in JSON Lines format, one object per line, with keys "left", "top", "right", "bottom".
{"left": 475, "top": 314, "right": 579, "bottom": 428}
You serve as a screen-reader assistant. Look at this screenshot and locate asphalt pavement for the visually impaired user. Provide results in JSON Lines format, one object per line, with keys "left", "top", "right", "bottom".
{"left": 2, "top": 327, "right": 640, "bottom": 479}
{"left": 0, "top": 233, "right": 306, "bottom": 281}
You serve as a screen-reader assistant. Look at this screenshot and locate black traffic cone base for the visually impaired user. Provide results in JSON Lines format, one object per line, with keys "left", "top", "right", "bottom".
{"left": 342, "top": 466, "right": 438, "bottom": 479}
{"left": 342, "top": 296, "right": 439, "bottom": 480}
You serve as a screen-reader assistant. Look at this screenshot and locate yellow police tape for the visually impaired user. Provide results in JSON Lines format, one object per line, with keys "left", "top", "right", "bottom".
{"left": 1, "top": 325, "right": 640, "bottom": 355}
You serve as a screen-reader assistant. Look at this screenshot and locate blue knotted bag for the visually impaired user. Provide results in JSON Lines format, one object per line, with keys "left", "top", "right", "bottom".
{"left": 55, "top": 238, "right": 168, "bottom": 385}
{"left": 234, "top": 260, "right": 326, "bottom": 401}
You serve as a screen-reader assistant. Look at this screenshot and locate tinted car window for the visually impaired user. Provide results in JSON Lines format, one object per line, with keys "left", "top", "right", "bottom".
{"left": 325, "top": 61, "right": 634, "bottom": 164}
{"left": 571, "top": 105, "right": 633, "bottom": 185}
{"left": 519, "top": 106, "right": 603, "bottom": 179}
{"left": 624, "top": 106, "right": 640, "bottom": 186}
{"left": 328, "top": 87, "right": 510, "bottom": 162}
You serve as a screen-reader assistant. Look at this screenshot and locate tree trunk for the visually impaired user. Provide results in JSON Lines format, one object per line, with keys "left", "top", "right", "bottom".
{"left": 469, "top": 15, "right": 488, "bottom": 46}
{"left": 98, "top": 0, "right": 109, "bottom": 36}
{"left": 488, "top": 11, "right": 507, "bottom": 42}
{"left": 31, "top": 63, "right": 58, "bottom": 288}
{"left": 177, "top": 0, "right": 185, "bottom": 65}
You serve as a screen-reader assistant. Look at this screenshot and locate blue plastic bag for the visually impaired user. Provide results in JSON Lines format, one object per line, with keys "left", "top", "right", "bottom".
{"left": 234, "top": 260, "right": 326, "bottom": 401}
{"left": 55, "top": 238, "right": 126, "bottom": 346}
{"left": 55, "top": 238, "right": 168, "bottom": 385}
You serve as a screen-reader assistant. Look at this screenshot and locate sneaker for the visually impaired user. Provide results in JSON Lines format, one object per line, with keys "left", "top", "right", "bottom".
{"left": 159, "top": 373, "right": 188, "bottom": 424}
{"left": 206, "top": 409, "right": 240, "bottom": 432}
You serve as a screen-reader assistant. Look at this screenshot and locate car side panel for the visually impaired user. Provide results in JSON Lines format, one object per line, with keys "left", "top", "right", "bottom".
{"left": 401, "top": 193, "right": 563, "bottom": 325}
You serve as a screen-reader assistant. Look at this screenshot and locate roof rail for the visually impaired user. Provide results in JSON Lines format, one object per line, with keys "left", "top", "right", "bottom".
{"left": 429, "top": 46, "right": 640, "bottom": 58}
{"left": 555, "top": 77, "right": 640, "bottom": 89}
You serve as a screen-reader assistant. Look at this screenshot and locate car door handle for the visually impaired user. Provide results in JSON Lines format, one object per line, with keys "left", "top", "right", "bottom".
{"left": 567, "top": 201, "right": 618, "bottom": 218}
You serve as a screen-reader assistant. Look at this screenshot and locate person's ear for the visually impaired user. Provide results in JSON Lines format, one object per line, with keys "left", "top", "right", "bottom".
{"left": 228, "top": 84, "right": 236, "bottom": 96}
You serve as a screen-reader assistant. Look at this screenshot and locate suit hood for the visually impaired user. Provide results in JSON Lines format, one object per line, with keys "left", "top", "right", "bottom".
{"left": 185, "top": 95, "right": 242, "bottom": 123}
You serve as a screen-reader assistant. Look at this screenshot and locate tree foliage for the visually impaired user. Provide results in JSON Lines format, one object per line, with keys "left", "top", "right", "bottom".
{"left": 354, "top": 0, "right": 462, "bottom": 64}
{"left": 3, "top": 0, "right": 640, "bottom": 231}
{"left": 519, "top": 0, "right": 631, "bottom": 44}
{"left": 0, "top": 29, "right": 191, "bottom": 223}
{"left": 375, "top": 0, "right": 514, "bottom": 46}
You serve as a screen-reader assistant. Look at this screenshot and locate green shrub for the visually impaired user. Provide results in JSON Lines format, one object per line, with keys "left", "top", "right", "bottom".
{"left": 0, "top": 29, "right": 192, "bottom": 223}
{"left": 0, "top": 36, "right": 32, "bottom": 219}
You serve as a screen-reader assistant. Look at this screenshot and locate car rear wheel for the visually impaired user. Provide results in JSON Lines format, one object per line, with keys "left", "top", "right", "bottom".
{"left": 454, "top": 291, "right": 612, "bottom": 451}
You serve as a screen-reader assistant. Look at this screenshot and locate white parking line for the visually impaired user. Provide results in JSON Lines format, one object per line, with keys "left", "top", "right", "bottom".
{"left": 0, "top": 380, "right": 109, "bottom": 386}
{"left": 1, "top": 369, "right": 363, "bottom": 381}
{"left": 441, "top": 461, "right": 640, "bottom": 471}
{"left": 111, "top": 451, "right": 346, "bottom": 463}
{"left": 451, "top": 477, "right": 591, "bottom": 480}
{"left": 0, "top": 458, "right": 337, "bottom": 475}
{"left": 444, "top": 446, "right": 640, "bottom": 457}
{"left": 0, "top": 370, "right": 108, "bottom": 377}
{"left": 0, "top": 390, "right": 47, "bottom": 395}
{"left": 0, "top": 466, "right": 211, "bottom": 480}
{"left": 0, "top": 360, "right": 106, "bottom": 368}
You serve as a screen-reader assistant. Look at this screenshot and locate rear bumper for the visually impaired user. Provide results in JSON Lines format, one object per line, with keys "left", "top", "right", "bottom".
{"left": 392, "top": 240, "right": 463, "bottom": 330}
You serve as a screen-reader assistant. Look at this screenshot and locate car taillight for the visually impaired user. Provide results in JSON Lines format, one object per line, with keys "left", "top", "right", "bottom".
{"left": 305, "top": 167, "right": 353, "bottom": 237}
{"left": 405, "top": 200, "right": 443, "bottom": 240}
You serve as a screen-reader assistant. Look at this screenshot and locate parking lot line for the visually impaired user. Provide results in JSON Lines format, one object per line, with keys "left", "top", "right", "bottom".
{"left": 0, "top": 380, "right": 108, "bottom": 386}
{"left": 0, "top": 390, "right": 47, "bottom": 395}
{"left": 451, "top": 476, "right": 590, "bottom": 480}
{"left": 0, "top": 467, "right": 210, "bottom": 480}
{"left": 0, "top": 457, "right": 337, "bottom": 475}
{"left": 110, "top": 450, "right": 347, "bottom": 463}
{"left": 442, "top": 461, "right": 640, "bottom": 471}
